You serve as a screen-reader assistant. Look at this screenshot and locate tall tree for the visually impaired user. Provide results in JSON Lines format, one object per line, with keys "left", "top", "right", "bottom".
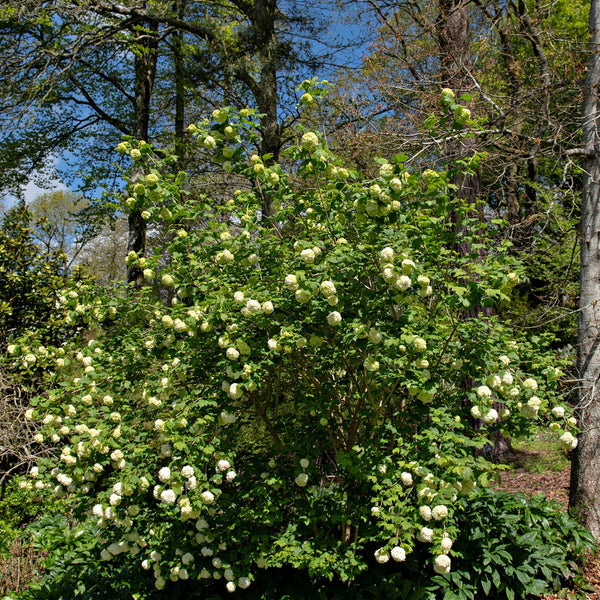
{"left": 569, "top": 0, "right": 600, "bottom": 540}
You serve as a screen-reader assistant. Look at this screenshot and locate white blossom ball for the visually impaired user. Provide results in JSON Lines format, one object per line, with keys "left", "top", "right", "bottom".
{"left": 394, "top": 275, "right": 412, "bottom": 291}
{"left": 295, "top": 473, "right": 309, "bottom": 487}
{"left": 413, "top": 337, "right": 427, "bottom": 352}
{"left": 300, "top": 248, "right": 316, "bottom": 263}
{"left": 417, "top": 527, "right": 434, "bottom": 543}
{"left": 431, "top": 505, "right": 448, "bottom": 521}
{"left": 300, "top": 458, "right": 310, "bottom": 469}
{"left": 238, "top": 576, "right": 251, "bottom": 589}
{"left": 225, "top": 470, "right": 237, "bottom": 482}
{"left": 401, "top": 472, "right": 413, "bottom": 486}
{"left": 523, "top": 378, "right": 538, "bottom": 390}
{"left": 391, "top": 546, "right": 406, "bottom": 562}
{"left": 217, "top": 459, "right": 231, "bottom": 472}
{"left": 160, "top": 489, "right": 177, "bottom": 505}
{"left": 158, "top": 467, "right": 171, "bottom": 482}
{"left": 327, "top": 311, "right": 342, "bottom": 326}
{"left": 419, "top": 505, "right": 432, "bottom": 521}
{"left": 440, "top": 536, "right": 453, "bottom": 553}
{"left": 380, "top": 247, "right": 395, "bottom": 263}
{"left": 368, "top": 328, "right": 383, "bottom": 344}
{"left": 262, "top": 301, "right": 274, "bottom": 314}
{"left": 551, "top": 406, "right": 565, "bottom": 418}
{"left": 560, "top": 431, "right": 578, "bottom": 450}
{"left": 374, "top": 548, "right": 390, "bottom": 564}
{"left": 226, "top": 347, "right": 240, "bottom": 361}
{"left": 477, "top": 385, "right": 492, "bottom": 399}
{"left": 226, "top": 581, "right": 236, "bottom": 593}
{"left": 482, "top": 408, "right": 498, "bottom": 424}
{"left": 434, "top": 554, "right": 451, "bottom": 574}
{"left": 284, "top": 274, "right": 299, "bottom": 291}
{"left": 201, "top": 490, "right": 215, "bottom": 504}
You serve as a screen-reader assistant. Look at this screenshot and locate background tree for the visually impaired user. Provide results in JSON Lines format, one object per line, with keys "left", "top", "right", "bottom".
{"left": 569, "top": 0, "right": 600, "bottom": 540}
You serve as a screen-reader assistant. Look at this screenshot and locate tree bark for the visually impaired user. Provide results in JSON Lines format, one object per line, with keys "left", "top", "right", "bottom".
{"left": 569, "top": 0, "right": 600, "bottom": 540}
{"left": 127, "top": 16, "right": 158, "bottom": 288}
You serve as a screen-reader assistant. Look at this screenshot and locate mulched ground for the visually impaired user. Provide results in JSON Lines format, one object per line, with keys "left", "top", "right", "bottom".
{"left": 495, "top": 452, "right": 600, "bottom": 599}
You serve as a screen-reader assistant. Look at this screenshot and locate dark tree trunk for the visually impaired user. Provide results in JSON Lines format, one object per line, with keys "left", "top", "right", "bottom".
{"left": 569, "top": 0, "right": 600, "bottom": 541}
{"left": 127, "top": 17, "right": 158, "bottom": 288}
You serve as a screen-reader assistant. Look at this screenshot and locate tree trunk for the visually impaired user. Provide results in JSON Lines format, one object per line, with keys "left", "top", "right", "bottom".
{"left": 569, "top": 0, "right": 600, "bottom": 540}
{"left": 127, "top": 17, "right": 158, "bottom": 288}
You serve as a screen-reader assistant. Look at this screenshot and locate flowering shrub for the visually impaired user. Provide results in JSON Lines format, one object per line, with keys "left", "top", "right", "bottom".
{"left": 9, "top": 86, "right": 580, "bottom": 595}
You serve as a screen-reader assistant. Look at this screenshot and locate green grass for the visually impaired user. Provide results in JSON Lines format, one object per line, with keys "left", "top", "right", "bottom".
{"left": 511, "top": 430, "right": 570, "bottom": 473}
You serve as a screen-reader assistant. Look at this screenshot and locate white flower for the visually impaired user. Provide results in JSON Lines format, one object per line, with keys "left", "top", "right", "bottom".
{"left": 523, "top": 378, "right": 538, "bottom": 390}
{"left": 368, "top": 328, "right": 383, "bottom": 344}
{"left": 300, "top": 131, "right": 319, "bottom": 152}
{"left": 551, "top": 406, "right": 565, "bottom": 418}
{"left": 431, "top": 505, "right": 448, "bottom": 521}
{"left": 560, "top": 431, "right": 578, "bottom": 450}
{"left": 300, "top": 458, "right": 310, "bottom": 469}
{"left": 217, "top": 459, "right": 231, "bottom": 472}
{"left": 300, "top": 248, "right": 316, "bottom": 263}
{"left": 401, "top": 259, "right": 416, "bottom": 274}
{"left": 374, "top": 548, "right": 390, "bottom": 564}
{"left": 488, "top": 375, "right": 502, "bottom": 389}
{"left": 201, "top": 491, "right": 215, "bottom": 504}
{"left": 417, "top": 527, "right": 434, "bottom": 543}
{"left": 482, "top": 408, "right": 498, "bottom": 424}
{"left": 181, "top": 465, "right": 194, "bottom": 478}
{"left": 320, "top": 280, "right": 337, "bottom": 298}
{"left": 499, "top": 355, "right": 510, "bottom": 366}
{"left": 295, "top": 473, "right": 309, "bottom": 487}
{"left": 440, "top": 536, "right": 453, "bottom": 553}
{"left": 226, "top": 347, "right": 240, "bottom": 361}
{"left": 238, "top": 577, "right": 251, "bottom": 589}
{"left": 245, "top": 299, "right": 261, "bottom": 313}
{"left": 502, "top": 371, "right": 514, "bottom": 385}
{"left": 284, "top": 274, "right": 299, "bottom": 291}
{"left": 225, "top": 470, "right": 237, "bottom": 482}
{"left": 413, "top": 337, "right": 427, "bottom": 352}
{"left": 470, "top": 405, "right": 482, "bottom": 419}
{"left": 476, "top": 385, "right": 492, "bottom": 399}
{"left": 160, "top": 489, "right": 177, "bottom": 505}
{"left": 226, "top": 581, "right": 236, "bottom": 593}
{"left": 295, "top": 289, "right": 310, "bottom": 303}
{"left": 380, "top": 247, "right": 395, "bottom": 263}
{"left": 434, "top": 554, "right": 451, "bottom": 574}
{"left": 391, "top": 546, "right": 406, "bottom": 562}
{"left": 262, "top": 301, "right": 274, "bottom": 314}
{"left": 401, "top": 472, "right": 413, "bottom": 486}
{"left": 158, "top": 467, "right": 171, "bottom": 482}
{"left": 154, "top": 419, "right": 165, "bottom": 432}
{"left": 394, "top": 275, "right": 412, "bottom": 291}
{"left": 267, "top": 338, "right": 281, "bottom": 351}
{"left": 419, "top": 505, "right": 432, "bottom": 521}
{"left": 327, "top": 311, "right": 342, "bottom": 326}
{"left": 229, "top": 383, "right": 243, "bottom": 400}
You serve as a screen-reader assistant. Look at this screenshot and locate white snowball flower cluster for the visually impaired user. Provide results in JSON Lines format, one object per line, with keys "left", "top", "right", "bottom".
{"left": 327, "top": 311, "right": 342, "bottom": 326}
{"left": 417, "top": 527, "right": 434, "bottom": 543}
{"left": 295, "top": 473, "right": 309, "bottom": 487}
{"left": 433, "top": 554, "right": 451, "bottom": 574}
{"left": 431, "top": 505, "right": 448, "bottom": 521}
{"left": 559, "top": 431, "right": 578, "bottom": 450}
{"left": 390, "top": 546, "right": 406, "bottom": 562}
{"left": 374, "top": 548, "right": 390, "bottom": 564}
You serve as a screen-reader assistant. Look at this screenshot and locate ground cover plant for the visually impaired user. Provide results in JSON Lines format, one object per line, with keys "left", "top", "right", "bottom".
{"left": 3, "top": 85, "right": 594, "bottom": 598}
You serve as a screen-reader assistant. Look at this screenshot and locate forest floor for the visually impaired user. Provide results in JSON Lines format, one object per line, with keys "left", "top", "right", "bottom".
{"left": 494, "top": 435, "right": 600, "bottom": 599}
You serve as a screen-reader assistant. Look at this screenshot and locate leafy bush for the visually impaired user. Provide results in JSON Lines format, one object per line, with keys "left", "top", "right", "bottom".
{"left": 5, "top": 85, "right": 581, "bottom": 597}
{"left": 424, "top": 489, "right": 596, "bottom": 600}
